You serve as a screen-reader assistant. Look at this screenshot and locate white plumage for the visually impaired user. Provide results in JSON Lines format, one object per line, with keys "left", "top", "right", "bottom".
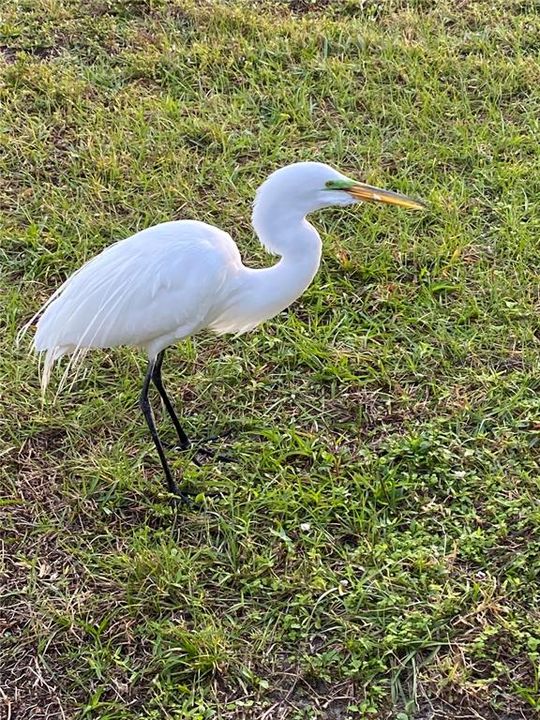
{"left": 21, "top": 161, "right": 424, "bottom": 499}
{"left": 32, "top": 220, "right": 242, "bottom": 389}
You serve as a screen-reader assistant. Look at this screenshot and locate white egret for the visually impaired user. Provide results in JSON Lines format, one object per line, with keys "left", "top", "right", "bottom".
{"left": 20, "top": 162, "right": 425, "bottom": 501}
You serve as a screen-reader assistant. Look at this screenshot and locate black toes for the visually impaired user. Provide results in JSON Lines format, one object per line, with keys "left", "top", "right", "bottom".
{"left": 193, "top": 446, "right": 235, "bottom": 464}
{"left": 170, "top": 489, "right": 193, "bottom": 507}
{"left": 201, "top": 428, "right": 235, "bottom": 444}
{"left": 164, "top": 441, "right": 190, "bottom": 452}
{"left": 165, "top": 433, "right": 235, "bottom": 466}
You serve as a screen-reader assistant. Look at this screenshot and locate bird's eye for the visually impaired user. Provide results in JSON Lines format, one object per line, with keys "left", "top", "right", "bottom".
{"left": 325, "top": 181, "right": 335, "bottom": 188}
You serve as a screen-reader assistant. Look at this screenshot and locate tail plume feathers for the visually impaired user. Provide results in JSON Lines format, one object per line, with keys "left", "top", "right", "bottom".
{"left": 41, "top": 346, "right": 68, "bottom": 395}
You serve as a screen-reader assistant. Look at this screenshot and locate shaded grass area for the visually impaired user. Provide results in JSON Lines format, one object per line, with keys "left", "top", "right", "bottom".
{"left": 1, "top": 0, "right": 540, "bottom": 717}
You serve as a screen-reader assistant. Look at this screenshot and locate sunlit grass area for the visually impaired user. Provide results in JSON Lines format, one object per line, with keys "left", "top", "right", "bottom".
{"left": 1, "top": 1, "right": 540, "bottom": 718}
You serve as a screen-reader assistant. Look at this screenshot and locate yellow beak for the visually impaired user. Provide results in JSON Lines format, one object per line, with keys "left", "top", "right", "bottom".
{"left": 347, "top": 182, "right": 426, "bottom": 210}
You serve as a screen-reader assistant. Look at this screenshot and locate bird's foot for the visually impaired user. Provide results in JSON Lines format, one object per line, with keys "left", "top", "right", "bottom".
{"left": 171, "top": 490, "right": 193, "bottom": 507}
{"left": 167, "top": 429, "right": 235, "bottom": 466}
{"left": 192, "top": 444, "right": 235, "bottom": 466}
{"left": 165, "top": 442, "right": 234, "bottom": 466}
{"left": 163, "top": 477, "right": 193, "bottom": 506}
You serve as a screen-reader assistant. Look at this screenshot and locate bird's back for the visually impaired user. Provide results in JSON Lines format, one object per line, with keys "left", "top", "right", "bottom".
{"left": 31, "top": 220, "right": 242, "bottom": 388}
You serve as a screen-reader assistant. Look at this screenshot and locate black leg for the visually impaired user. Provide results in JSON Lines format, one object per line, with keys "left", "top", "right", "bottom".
{"left": 151, "top": 350, "right": 234, "bottom": 465}
{"left": 139, "top": 357, "right": 190, "bottom": 503}
{"left": 151, "top": 349, "right": 191, "bottom": 450}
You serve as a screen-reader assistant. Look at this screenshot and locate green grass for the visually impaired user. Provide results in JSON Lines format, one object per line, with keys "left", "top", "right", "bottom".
{"left": 2, "top": 0, "right": 540, "bottom": 717}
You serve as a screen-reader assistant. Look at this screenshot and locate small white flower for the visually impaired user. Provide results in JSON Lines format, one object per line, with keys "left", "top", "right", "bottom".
{"left": 300, "top": 522, "right": 311, "bottom": 532}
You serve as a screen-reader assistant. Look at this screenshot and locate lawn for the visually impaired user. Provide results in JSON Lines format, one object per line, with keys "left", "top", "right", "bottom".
{"left": 1, "top": 0, "right": 540, "bottom": 718}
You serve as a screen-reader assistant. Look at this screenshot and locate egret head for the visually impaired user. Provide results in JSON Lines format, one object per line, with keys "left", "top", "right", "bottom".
{"left": 254, "top": 161, "right": 426, "bottom": 218}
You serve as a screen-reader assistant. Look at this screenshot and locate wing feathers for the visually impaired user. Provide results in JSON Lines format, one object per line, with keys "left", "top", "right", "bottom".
{"left": 23, "top": 221, "right": 238, "bottom": 392}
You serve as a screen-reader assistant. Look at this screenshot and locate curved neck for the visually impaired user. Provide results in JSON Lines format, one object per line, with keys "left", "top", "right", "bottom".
{"left": 242, "top": 203, "right": 322, "bottom": 325}
{"left": 208, "top": 199, "right": 324, "bottom": 336}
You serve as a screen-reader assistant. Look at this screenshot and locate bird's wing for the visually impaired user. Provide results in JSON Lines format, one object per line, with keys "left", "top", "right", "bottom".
{"left": 31, "top": 221, "right": 241, "bottom": 388}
